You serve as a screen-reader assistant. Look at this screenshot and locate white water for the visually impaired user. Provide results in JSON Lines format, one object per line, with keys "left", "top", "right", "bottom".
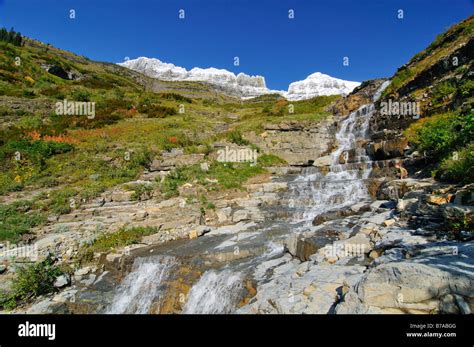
{"left": 289, "top": 81, "right": 390, "bottom": 224}
{"left": 107, "top": 255, "right": 175, "bottom": 314}
{"left": 183, "top": 270, "right": 244, "bottom": 314}
{"left": 106, "top": 81, "right": 391, "bottom": 315}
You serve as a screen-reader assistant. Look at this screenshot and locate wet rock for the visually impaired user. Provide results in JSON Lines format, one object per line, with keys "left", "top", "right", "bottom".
{"left": 238, "top": 261, "right": 365, "bottom": 314}
{"left": 313, "top": 209, "right": 354, "bottom": 226}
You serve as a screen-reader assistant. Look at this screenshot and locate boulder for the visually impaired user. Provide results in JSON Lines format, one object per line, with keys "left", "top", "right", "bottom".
{"left": 54, "top": 274, "right": 71, "bottom": 288}
{"left": 285, "top": 230, "right": 340, "bottom": 262}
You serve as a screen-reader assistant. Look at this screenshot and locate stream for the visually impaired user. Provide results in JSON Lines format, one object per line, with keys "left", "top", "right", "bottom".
{"left": 105, "top": 82, "right": 391, "bottom": 314}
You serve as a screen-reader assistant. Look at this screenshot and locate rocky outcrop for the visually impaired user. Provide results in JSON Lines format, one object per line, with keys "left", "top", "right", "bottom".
{"left": 245, "top": 120, "right": 336, "bottom": 166}
{"left": 336, "top": 242, "right": 474, "bottom": 314}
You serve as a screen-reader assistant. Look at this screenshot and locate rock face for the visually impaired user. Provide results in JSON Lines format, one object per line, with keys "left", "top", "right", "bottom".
{"left": 119, "top": 57, "right": 360, "bottom": 100}
{"left": 245, "top": 120, "right": 336, "bottom": 166}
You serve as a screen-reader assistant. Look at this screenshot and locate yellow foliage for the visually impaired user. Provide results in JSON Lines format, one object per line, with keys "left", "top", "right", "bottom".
{"left": 24, "top": 76, "right": 35, "bottom": 84}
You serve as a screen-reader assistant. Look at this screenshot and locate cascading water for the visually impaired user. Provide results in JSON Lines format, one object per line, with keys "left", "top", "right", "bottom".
{"left": 105, "top": 81, "right": 391, "bottom": 315}
{"left": 288, "top": 81, "right": 390, "bottom": 225}
{"left": 107, "top": 255, "right": 175, "bottom": 314}
{"left": 183, "top": 270, "right": 244, "bottom": 314}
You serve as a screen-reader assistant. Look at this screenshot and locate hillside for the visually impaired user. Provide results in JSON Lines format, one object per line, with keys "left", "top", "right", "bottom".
{"left": 372, "top": 15, "right": 473, "bottom": 183}
{"left": 0, "top": 34, "right": 339, "bottom": 243}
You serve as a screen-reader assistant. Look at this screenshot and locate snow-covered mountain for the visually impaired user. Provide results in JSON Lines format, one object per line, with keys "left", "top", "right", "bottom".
{"left": 118, "top": 57, "right": 360, "bottom": 100}
{"left": 283, "top": 72, "right": 361, "bottom": 101}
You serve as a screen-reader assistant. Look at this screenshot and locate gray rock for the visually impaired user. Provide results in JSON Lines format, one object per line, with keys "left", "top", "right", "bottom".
{"left": 54, "top": 274, "right": 70, "bottom": 288}
{"left": 336, "top": 241, "right": 474, "bottom": 314}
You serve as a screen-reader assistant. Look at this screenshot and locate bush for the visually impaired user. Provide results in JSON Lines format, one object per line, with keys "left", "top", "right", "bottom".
{"left": 405, "top": 111, "right": 472, "bottom": 157}
{"left": 0, "top": 139, "right": 74, "bottom": 166}
{"left": 432, "top": 81, "right": 457, "bottom": 106}
{"left": 137, "top": 104, "right": 176, "bottom": 118}
{"left": 227, "top": 130, "right": 249, "bottom": 146}
{"left": 0, "top": 255, "right": 65, "bottom": 310}
{"left": 159, "top": 92, "right": 192, "bottom": 103}
{"left": 436, "top": 144, "right": 474, "bottom": 184}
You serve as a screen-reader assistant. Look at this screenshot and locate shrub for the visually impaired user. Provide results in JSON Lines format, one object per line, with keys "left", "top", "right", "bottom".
{"left": 0, "top": 139, "right": 74, "bottom": 166}
{"left": 227, "top": 130, "right": 249, "bottom": 146}
{"left": 405, "top": 111, "right": 471, "bottom": 157}
{"left": 0, "top": 255, "right": 65, "bottom": 310}
{"left": 159, "top": 92, "right": 192, "bottom": 103}
{"left": 436, "top": 144, "right": 474, "bottom": 184}
{"left": 48, "top": 188, "right": 77, "bottom": 215}
{"left": 137, "top": 104, "right": 176, "bottom": 118}
{"left": 432, "top": 81, "right": 457, "bottom": 106}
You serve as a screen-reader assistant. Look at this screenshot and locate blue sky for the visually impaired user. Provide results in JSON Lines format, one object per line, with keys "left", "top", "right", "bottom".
{"left": 0, "top": 0, "right": 472, "bottom": 90}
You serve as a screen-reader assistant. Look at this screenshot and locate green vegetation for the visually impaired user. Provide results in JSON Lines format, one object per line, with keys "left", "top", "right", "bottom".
{"left": 0, "top": 200, "right": 46, "bottom": 242}
{"left": 437, "top": 144, "right": 474, "bottom": 184}
{"left": 448, "top": 210, "right": 474, "bottom": 234}
{"left": 0, "top": 27, "right": 22, "bottom": 46}
{"left": 160, "top": 162, "right": 266, "bottom": 198}
{"left": 405, "top": 109, "right": 473, "bottom": 184}
{"left": 0, "top": 255, "right": 65, "bottom": 310}
{"left": 77, "top": 226, "right": 159, "bottom": 263}
{"left": 227, "top": 130, "right": 250, "bottom": 146}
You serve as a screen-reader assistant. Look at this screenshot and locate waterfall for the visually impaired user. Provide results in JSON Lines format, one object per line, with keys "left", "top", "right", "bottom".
{"left": 107, "top": 255, "right": 175, "bottom": 314}
{"left": 183, "top": 270, "right": 244, "bottom": 314}
{"left": 288, "top": 81, "right": 390, "bottom": 224}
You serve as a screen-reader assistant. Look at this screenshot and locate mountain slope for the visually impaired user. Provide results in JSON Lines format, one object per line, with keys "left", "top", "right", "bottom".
{"left": 367, "top": 15, "right": 473, "bottom": 183}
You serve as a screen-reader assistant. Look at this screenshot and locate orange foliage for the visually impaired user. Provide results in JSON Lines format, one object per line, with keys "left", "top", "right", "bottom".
{"left": 25, "top": 130, "right": 77, "bottom": 144}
